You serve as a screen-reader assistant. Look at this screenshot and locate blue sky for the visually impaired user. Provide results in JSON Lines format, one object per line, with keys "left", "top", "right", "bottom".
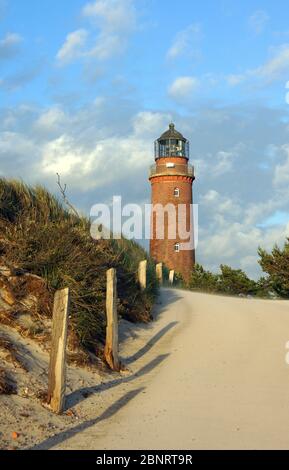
{"left": 1, "top": 0, "right": 289, "bottom": 278}
{"left": 2, "top": 0, "right": 289, "bottom": 109}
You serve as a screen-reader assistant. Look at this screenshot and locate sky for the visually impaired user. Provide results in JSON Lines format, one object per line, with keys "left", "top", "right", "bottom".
{"left": 1, "top": 0, "right": 289, "bottom": 278}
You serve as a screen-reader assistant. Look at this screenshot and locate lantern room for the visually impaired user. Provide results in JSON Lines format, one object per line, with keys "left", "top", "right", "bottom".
{"left": 154, "top": 123, "right": 189, "bottom": 160}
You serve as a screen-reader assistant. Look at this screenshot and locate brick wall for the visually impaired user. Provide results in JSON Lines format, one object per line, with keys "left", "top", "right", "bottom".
{"left": 149, "top": 172, "right": 195, "bottom": 282}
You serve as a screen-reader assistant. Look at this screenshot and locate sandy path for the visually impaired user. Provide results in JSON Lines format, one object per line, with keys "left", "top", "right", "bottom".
{"left": 50, "top": 289, "right": 289, "bottom": 450}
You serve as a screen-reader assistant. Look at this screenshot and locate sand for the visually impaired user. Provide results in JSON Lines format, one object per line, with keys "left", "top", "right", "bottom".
{"left": 47, "top": 289, "right": 289, "bottom": 450}
{"left": 2, "top": 288, "right": 289, "bottom": 450}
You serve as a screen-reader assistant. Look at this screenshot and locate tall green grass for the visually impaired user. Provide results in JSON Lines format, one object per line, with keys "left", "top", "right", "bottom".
{"left": 0, "top": 178, "right": 158, "bottom": 357}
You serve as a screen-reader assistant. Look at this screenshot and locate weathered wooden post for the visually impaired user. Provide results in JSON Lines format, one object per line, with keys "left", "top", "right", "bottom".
{"left": 138, "top": 260, "right": 147, "bottom": 291}
{"left": 47, "top": 288, "right": 70, "bottom": 414}
{"left": 156, "top": 263, "right": 163, "bottom": 286}
{"left": 104, "top": 268, "right": 120, "bottom": 371}
{"left": 169, "top": 270, "right": 175, "bottom": 285}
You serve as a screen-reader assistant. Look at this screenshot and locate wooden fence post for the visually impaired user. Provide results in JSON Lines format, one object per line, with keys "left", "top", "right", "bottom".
{"left": 169, "top": 270, "right": 175, "bottom": 285}
{"left": 47, "top": 288, "right": 70, "bottom": 414}
{"left": 104, "top": 268, "right": 120, "bottom": 371}
{"left": 156, "top": 263, "right": 163, "bottom": 286}
{"left": 138, "top": 260, "right": 147, "bottom": 291}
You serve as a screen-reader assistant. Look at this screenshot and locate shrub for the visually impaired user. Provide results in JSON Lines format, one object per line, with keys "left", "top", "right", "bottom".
{"left": 189, "top": 263, "right": 259, "bottom": 296}
{"left": 189, "top": 264, "right": 219, "bottom": 292}
{"left": 0, "top": 178, "right": 158, "bottom": 357}
{"left": 217, "top": 264, "right": 257, "bottom": 296}
{"left": 258, "top": 241, "right": 289, "bottom": 298}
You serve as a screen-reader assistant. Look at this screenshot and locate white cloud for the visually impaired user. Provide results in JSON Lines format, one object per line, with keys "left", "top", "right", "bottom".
{"left": 255, "top": 44, "right": 289, "bottom": 81}
{"left": 56, "top": 29, "right": 88, "bottom": 65}
{"left": 41, "top": 132, "right": 153, "bottom": 190}
{"left": 40, "top": 112, "right": 165, "bottom": 186}
{"left": 132, "top": 111, "right": 171, "bottom": 138}
{"left": 273, "top": 144, "right": 289, "bottom": 187}
{"left": 86, "top": 34, "right": 122, "bottom": 60}
{"left": 201, "top": 189, "right": 219, "bottom": 203}
{"left": 34, "top": 106, "right": 67, "bottom": 133}
{"left": 248, "top": 10, "right": 269, "bottom": 35}
{"left": 194, "top": 145, "right": 241, "bottom": 179}
{"left": 204, "top": 223, "right": 289, "bottom": 277}
{"left": 167, "top": 23, "right": 202, "bottom": 60}
{"left": 0, "top": 131, "right": 36, "bottom": 156}
{"left": 3, "top": 107, "right": 165, "bottom": 191}
{"left": 240, "top": 255, "right": 259, "bottom": 274}
{"left": 201, "top": 190, "right": 241, "bottom": 217}
{"left": 244, "top": 200, "right": 279, "bottom": 226}
{"left": 2, "top": 102, "right": 289, "bottom": 280}
{"left": 57, "top": 0, "right": 137, "bottom": 64}
{"left": 83, "top": 0, "right": 136, "bottom": 34}
{"left": 213, "top": 150, "right": 236, "bottom": 176}
{"left": 42, "top": 135, "right": 84, "bottom": 176}
{"left": 0, "top": 131, "right": 40, "bottom": 177}
{"left": 84, "top": 0, "right": 137, "bottom": 59}
{"left": 197, "top": 181, "right": 289, "bottom": 278}
{"left": 227, "top": 74, "right": 246, "bottom": 86}
{"left": 227, "top": 43, "right": 289, "bottom": 86}
{"left": 168, "top": 76, "right": 200, "bottom": 101}
{"left": 0, "top": 62, "right": 43, "bottom": 91}
{"left": 0, "top": 32, "right": 22, "bottom": 59}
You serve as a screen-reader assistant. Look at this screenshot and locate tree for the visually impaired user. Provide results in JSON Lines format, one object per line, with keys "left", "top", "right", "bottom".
{"left": 189, "top": 264, "right": 219, "bottom": 292}
{"left": 258, "top": 240, "right": 289, "bottom": 298}
{"left": 189, "top": 263, "right": 259, "bottom": 296}
{"left": 218, "top": 264, "right": 257, "bottom": 296}
{"left": 255, "top": 276, "right": 272, "bottom": 298}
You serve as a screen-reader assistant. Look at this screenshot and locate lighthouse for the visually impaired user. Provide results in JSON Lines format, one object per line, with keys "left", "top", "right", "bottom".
{"left": 149, "top": 123, "right": 195, "bottom": 282}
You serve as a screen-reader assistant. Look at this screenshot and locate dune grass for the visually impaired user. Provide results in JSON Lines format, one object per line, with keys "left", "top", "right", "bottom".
{"left": 0, "top": 178, "right": 158, "bottom": 359}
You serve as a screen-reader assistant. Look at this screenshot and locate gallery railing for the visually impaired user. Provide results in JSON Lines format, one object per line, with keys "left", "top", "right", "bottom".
{"left": 149, "top": 163, "right": 194, "bottom": 178}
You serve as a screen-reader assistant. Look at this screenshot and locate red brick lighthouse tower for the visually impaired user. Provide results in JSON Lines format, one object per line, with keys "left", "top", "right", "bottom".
{"left": 149, "top": 123, "right": 195, "bottom": 282}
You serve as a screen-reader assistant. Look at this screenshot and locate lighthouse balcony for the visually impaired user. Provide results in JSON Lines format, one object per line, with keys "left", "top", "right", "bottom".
{"left": 149, "top": 163, "right": 194, "bottom": 178}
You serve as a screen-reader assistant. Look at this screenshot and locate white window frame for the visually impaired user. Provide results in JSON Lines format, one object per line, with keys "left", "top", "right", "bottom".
{"left": 174, "top": 243, "right": 180, "bottom": 253}
{"left": 174, "top": 188, "right": 180, "bottom": 198}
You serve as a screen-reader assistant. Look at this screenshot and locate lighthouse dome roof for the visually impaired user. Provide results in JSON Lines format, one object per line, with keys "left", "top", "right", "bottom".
{"left": 158, "top": 123, "right": 186, "bottom": 141}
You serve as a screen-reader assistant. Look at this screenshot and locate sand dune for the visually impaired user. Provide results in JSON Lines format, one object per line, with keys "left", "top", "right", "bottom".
{"left": 48, "top": 288, "right": 289, "bottom": 450}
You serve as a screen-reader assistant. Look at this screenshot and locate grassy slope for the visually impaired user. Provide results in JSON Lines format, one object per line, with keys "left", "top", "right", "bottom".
{"left": 0, "top": 179, "right": 158, "bottom": 360}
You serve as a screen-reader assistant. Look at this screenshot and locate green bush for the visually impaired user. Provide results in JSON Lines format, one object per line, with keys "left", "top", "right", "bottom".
{"left": 258, "top": 241, "right": 289, "bottom": 298}
{"left": 189, "top": 264, "right": 219, "bottom": 292}
{"left": 189, "top": 263, "right": 259, "bottom": 297}
{"left": 217, "top": 264, "right": 257, "bottom": 295}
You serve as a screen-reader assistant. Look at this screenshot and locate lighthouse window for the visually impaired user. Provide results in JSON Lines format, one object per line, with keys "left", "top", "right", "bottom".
{"left": 174, "top": 243, "right": 180, "bottom": 253}
{"left": 174, "top": 188, "right": 180, "bottom": 197}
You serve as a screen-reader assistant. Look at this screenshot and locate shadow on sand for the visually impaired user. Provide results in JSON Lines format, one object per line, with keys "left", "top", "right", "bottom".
{"left": 152, "top": 288, "right": 182, "bottom": 320}
{"left": 125, "top": 321, "right": 178, "bottom": 364}
{"left": 122, "top": 288, "right": 181, "bottom": 363}
{"left": 30, "top": 387, "right": 145, "bottom": 450}
{"left": 31, "top": 288, "right": 182, "bottom": 450}
{"left": 66, "top": 353, "right": 169, "bottom": 409}
{"left": 31, "top": 353, "right": 170, "bottom": 450}
{"left": 118, "top": 288, "right": 182, "bottom": 346}
{"left": 65, "top": 289, "right": 181, "bottom": 410}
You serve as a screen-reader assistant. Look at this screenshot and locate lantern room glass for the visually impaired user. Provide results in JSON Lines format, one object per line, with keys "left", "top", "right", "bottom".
{"left": 155, "top": 139, "right": 189, "bottom": 159}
